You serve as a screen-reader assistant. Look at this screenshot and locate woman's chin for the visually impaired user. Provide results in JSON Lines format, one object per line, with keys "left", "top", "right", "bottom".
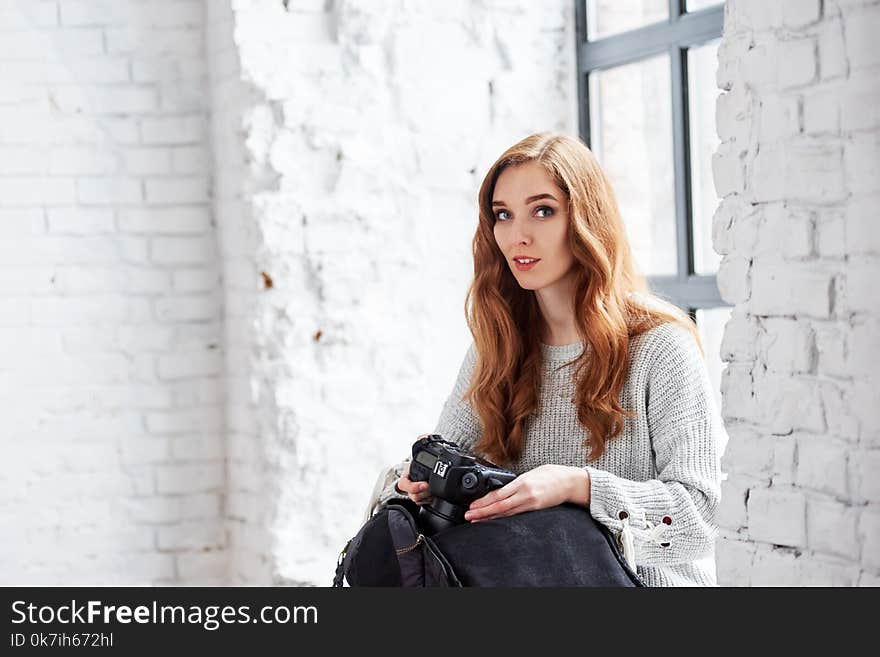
{"left": 512, "top": 275, "right": 541, "bottom": 291}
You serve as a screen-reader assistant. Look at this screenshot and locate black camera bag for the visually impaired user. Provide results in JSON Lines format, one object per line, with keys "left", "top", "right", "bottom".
{"left": 333, "top": 499, "right": 461, "bottom": 586}
{"left": 333, "top": 499, "right": 644, "bottom": 587}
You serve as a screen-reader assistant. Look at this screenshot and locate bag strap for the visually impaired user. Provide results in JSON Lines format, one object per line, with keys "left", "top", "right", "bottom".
{"left": 332, "top": 539, "right": 351, "bottom": 587}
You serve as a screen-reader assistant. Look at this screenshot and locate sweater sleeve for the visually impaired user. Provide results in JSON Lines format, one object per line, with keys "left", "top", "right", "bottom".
{"left": 372, "top": 342, "right": 483, "bottom": 511}
{"left": 433, "top": 342, "right": 482, "bottom": 451}
{"left": 585, "top": 325, "right": 724, "bottom": 567}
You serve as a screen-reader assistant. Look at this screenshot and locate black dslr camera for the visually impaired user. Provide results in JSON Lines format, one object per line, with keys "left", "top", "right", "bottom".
{"left": 408, "top": 434, "right": 517, "bottom": 535}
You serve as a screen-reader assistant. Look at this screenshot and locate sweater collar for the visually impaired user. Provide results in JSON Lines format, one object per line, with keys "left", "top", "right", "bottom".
{"left": 540, "top": 341, "right": 585, "bottom": 362}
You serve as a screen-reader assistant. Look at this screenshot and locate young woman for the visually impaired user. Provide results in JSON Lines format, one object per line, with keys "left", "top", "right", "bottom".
{"left": 379, "top": 132, "right": 725, "bottom": 587}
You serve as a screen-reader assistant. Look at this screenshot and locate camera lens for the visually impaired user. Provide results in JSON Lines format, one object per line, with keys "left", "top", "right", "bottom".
{"left": 461, "top": 472, "right": 478, "bottom": 489}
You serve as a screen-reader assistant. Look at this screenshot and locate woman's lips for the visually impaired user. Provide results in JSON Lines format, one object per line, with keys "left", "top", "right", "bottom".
{"left": 513, "top": 258, "right": 540, "bottom": 272}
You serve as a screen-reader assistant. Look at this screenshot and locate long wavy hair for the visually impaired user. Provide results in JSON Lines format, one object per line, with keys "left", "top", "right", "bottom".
{"left": 464, "top": 132, "right": 703, "bottom": 465}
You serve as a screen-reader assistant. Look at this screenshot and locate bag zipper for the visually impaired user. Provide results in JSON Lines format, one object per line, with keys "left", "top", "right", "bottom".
{"left": 422, "top": 534, "right": 462, "bottom": 586}
{"left": 387, "top": 504, "right": 463, "bottom": 586}
{"left": 395, "top": 534, "right": 425, "bottom": 556}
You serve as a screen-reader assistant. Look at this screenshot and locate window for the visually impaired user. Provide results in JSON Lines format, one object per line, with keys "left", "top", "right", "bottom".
{"left": 576, "top": 0, "right": 730, "bottom": 408}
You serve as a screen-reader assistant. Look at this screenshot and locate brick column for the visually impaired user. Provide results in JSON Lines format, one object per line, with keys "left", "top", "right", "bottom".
{"left": 713, "top": 0, "right": 880, "bottom": 585}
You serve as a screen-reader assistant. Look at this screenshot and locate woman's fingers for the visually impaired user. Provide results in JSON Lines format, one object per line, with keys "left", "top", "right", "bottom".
{"left": 466, "top": 481, "right": 519, "bottom": 518}
{"left": 468, "top": 480, "right": 519, "bottom": 510}
{"left": 405, "top": 481, "right": 430, "bottom": 503}
{"left": 481, "top": 497, "right": 528, "bottom": 520}
{"left": 397, "top": 472, "right": 421, "bottom": 493}
{"left": 465, "top": 492, "right": 522, "bottom": 522}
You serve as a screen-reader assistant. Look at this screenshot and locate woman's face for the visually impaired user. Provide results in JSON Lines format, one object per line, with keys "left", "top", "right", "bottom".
{"left": 491, "top": 161, "right": 575, "bottom": 292}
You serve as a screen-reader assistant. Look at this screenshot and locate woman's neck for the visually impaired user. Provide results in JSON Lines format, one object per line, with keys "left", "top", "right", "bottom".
{"left": 534, "top": 272, "right": 580, "bottom": 346}
{"left": 540, "top": 320, "right": 580, "bottom": 346}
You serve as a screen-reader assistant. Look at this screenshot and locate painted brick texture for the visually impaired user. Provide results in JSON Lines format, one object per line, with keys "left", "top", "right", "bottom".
{"left": 0, "top": 0, "right": 225, "bottom": 585}
{"left": 714, "top": 0, "right": 880, "bottom": 586}
{"left": 212, "top": 0, "right": 576, "bottom": 585}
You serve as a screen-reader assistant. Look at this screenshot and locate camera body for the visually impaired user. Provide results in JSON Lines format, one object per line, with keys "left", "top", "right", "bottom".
{"left": 408, "top": 434, "right": 517, "bottom": 534}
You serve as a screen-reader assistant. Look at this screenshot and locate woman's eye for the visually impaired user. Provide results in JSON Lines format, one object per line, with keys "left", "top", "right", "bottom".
{"left": 495, "top": 210, "right": 511, "bottom": 221}
{"left": 535, "top": 206, "right": 554, "bottom": 218}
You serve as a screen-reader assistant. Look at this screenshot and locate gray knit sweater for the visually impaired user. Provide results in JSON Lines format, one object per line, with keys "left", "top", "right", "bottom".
{"left": 378, "top": 321, "right": 725, "bottom": 587}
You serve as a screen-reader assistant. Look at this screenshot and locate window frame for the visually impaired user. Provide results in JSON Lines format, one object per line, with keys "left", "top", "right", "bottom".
{"left": 575, "top": 0, "right": 726, "bottom": 319}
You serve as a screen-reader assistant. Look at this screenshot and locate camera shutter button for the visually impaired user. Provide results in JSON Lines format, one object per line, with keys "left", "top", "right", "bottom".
{"left": 462, "top": 472, "right": 478, "bottom": 489}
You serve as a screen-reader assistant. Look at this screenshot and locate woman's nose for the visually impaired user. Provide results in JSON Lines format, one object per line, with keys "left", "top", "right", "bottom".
{"left": 510, "top": 218, "right": 532, "bottom": 246}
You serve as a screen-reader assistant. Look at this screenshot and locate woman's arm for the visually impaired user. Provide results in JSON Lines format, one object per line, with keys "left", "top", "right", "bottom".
{"left": 585, "top": 326, "right": 724, "bottom": 566}
{"left": 432, "top": 342, "right": 482, "bottom": 451}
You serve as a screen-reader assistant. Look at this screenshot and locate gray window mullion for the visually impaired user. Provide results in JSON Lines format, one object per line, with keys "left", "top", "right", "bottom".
{"left": 579, "top": 7, "right": 722, "bottom": 71}
{"left": 649, "top": 275, "right": 723, "bottom": 308}
{"left": 575, "top": 0, "right": 591, "bottom": 147}
{"left": 670, "top": 45, "right": 693, "bottom": 281}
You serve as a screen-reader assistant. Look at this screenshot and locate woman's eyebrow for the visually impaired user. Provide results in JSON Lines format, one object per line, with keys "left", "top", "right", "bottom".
{"left": 491, "top": 193, "right": 558, "bottom": 206}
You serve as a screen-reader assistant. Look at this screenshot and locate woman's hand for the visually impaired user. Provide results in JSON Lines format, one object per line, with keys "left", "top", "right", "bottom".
{"left": 464, "top": 464, "right": 590, "bottom": 522}
{"left": 395, "top": 461, "right": 434, "bottom": 506}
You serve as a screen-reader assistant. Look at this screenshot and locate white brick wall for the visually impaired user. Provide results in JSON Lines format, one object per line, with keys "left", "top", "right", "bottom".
{"left": 715, "top": 0, "right": 880, "bottom": 585}
{"left": 208, "top": 0, "right": 577, "bottom": 585}
{"left": 0, "top": 0, "right": 225, "bottom": 584}
{"left": 204, "top": 0, "right": 266, "bottom": 586}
